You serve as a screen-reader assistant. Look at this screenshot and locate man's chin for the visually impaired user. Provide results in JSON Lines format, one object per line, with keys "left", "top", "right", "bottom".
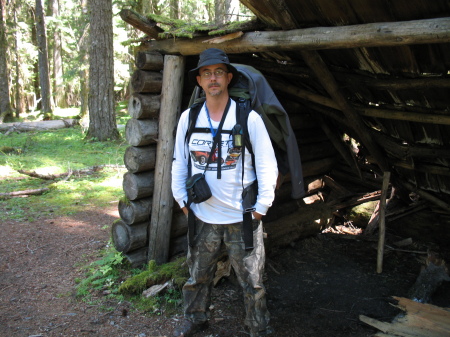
{"left": 208, "top": 89, "right": 223, "bottom": 97}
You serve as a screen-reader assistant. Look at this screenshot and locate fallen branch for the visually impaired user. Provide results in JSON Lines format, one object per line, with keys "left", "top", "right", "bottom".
{"left": 0, "top": 119, "right": 78, "bottom": 132}
{"left": 0, "top": 188, "right": 49, "bottom": 198}
{"left": 17, "top": 165, "right": 125, "bottom": 180}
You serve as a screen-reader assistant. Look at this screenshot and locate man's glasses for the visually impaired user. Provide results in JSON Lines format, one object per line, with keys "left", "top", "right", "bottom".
{"left": 200, "top": 69, "right": 228, "bottom": 79}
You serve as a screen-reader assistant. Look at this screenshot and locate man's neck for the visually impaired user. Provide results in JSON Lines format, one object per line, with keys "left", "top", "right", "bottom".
{"left": 206, "top": 95, "right": 230, "bottom": 122}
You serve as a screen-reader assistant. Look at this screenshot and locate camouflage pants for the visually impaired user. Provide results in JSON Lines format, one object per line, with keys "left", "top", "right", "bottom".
{"left": 183, "top": 218, "right": 270, "bottom": 333}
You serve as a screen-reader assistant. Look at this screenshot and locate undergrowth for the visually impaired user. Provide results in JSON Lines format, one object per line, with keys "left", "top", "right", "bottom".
{"left": 75, "top": 247, "right": 188, "bottom": 315}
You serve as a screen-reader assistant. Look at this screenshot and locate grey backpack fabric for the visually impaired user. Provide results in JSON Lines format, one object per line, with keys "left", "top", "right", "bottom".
{"left": 188, "top": 63, "right": 305, "bottom": 199}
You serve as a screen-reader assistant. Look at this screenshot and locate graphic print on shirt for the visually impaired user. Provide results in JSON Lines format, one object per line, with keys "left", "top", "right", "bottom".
{"left": 190, "top": 145, "right": 242, "bottom": 171}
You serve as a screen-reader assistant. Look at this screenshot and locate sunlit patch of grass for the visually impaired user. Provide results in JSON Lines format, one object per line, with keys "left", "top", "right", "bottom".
{"left": 0, "top": 125, "right": 128, "bottom": 222}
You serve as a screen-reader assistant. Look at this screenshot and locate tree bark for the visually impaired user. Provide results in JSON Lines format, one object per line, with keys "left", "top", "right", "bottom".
{"left": 124, "top": 145, "right": 157, "bottom": 173}
{"left": 148, "top": 55, "right": 185, "bottom": 264}
{"left": 86, "top": 0, "right": 119, "bottom": 141}
{"left": 407, "top": 252, "right": 450, "bottom": 303}
{"left": 0, "top": 188, "right": 50, "bottom": 198}
{"left": 135, "top": 51, "right": 164, "bottom": 71}
{"left": 123, "top": 247, "right": 148, "bottom": 268}
{"left": 131, "top": 70, "right": 163, "bottom": 93}
{"left": 118, "top": 197, "right": 152, "bottom": 225}
{"left": 125, "top": 118, "right": 159, "bottom": 146}
{"left": 35, "top": 0, "right": 53, "bottom": 117}
{"left": 78, "top": 22, "right": 89, "bottom": 118}
{"left": 48, "top": 0, "right": 66, "bottom": 108}
{"left": 111, "top": 219, "right": 148, "bottom": 253}
{"left": 12, "top": 2, "right": 24, "bottom": 117}
{"left": 0, "top": 0, "right": 12, "bottom": 122}
{"left": 122, "top": 171, "right": 155, "bottom": 201}
{"left": 0, "top": 119, "right": 78, "bottom": 132}
{"left": 128, "top": 93, "right": 161, "bottom": 119}
{"left": 140, "top": 18, "right": 450, "bottom": 55}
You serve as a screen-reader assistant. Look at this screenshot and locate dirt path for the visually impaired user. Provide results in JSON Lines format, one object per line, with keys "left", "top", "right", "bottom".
{"left": 1, "top": 205, "right": 449, "bottom": 337}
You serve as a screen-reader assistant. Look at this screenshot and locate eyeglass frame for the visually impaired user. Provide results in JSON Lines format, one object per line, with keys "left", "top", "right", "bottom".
{"left": 198, "top": 68, "right": 229, "bottom": 79}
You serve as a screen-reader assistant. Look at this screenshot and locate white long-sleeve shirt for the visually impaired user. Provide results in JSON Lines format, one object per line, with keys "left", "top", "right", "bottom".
{"left": 171, "top": 99, "right": 278, "bottom": 224}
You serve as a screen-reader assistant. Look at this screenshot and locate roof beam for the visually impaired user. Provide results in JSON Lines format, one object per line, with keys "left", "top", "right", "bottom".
{"left": 140, "top": 17, "right": 450, "bottom": 55}
{"left": 299, "top": 50, "right": 389, "bottom": 171}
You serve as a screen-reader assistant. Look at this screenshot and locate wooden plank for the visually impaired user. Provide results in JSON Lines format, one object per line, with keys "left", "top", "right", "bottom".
{"left": 148, "top": 55, "right": 185, "bottom": 264}
{"left": 361, "top": 297, "right": 450, "bottom": 337}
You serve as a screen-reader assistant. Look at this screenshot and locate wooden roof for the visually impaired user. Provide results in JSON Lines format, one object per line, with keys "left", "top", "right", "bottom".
{"left": 127, "top": 1, "right": 450, "bottom": 211}
{"left": 237, "top": 0, "right": 450, "bottom": 202}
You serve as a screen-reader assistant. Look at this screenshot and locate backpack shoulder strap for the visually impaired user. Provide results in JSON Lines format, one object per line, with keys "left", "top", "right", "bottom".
{"left": 234, "top": 97, "right": 255, "bottom": 168}
{"left": 185, "top": 102, "right": 203, "bottom": 145}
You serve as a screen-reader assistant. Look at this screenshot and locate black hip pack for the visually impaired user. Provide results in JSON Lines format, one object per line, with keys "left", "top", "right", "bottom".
{"left": 186, "top": 173, "right": 212, "bottom": 204}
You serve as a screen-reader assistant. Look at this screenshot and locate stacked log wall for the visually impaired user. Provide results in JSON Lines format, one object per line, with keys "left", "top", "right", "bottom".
{"left": 112, "top": 51, "right": 165, "bottom": 267}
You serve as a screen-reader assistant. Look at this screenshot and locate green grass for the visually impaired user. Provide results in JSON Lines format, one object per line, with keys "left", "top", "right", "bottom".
{"left": 0, "top": 110, "right": 128, "bottom": 222}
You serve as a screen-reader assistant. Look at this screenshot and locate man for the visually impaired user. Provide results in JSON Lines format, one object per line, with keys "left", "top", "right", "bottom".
{"left": 171, "top": 48, "right": 278, "bottom": 337}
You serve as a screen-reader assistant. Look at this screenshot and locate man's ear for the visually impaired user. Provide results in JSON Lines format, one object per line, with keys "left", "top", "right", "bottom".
{"left": 227, "top": 72, "right": 233, "bottom": 85}
{"left": 196, "top": 75, "right": 202, "bottom": 86}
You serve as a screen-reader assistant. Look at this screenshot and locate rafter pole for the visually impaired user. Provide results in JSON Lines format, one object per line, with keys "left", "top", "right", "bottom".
{"left": 300, "top": 50, "right": 389, "bottom": 171}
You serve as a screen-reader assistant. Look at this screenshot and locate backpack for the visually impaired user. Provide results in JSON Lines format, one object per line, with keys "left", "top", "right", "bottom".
{"left": 186, "top": 64, "right": 305, "bottom": 200}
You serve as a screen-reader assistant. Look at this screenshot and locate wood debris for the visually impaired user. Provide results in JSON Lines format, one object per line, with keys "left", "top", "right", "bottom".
{"left": 360, "top": 296, "right": 450, "bottom": 337}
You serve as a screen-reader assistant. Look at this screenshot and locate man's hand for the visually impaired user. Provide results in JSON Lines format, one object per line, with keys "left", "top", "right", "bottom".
{"left": 182, "top": 207, "right": 189, "bottom": 216}
{"left": 252, "top": 212, "right": 262, "bottom": 221}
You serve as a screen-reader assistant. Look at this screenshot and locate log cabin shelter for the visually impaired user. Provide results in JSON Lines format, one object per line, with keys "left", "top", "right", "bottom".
{"left": 116, "top": 1, "right": 450, "bottom": 267}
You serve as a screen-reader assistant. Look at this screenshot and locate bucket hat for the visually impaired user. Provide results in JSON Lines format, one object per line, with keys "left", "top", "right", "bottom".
{"left": 188, "top": 48, "right": 239, "bottom": 88}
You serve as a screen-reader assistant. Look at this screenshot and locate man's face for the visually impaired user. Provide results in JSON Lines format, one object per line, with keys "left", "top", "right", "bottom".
{"left": 196, "top": 64, "right": 233, "bottom": 97}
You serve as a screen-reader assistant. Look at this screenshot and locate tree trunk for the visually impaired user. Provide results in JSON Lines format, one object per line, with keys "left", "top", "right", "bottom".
{"left": 111, "top": 219, "right": 148, "bottom": 253}
{"left": 48, "top": 0, "right": 66, "bottom": 108}
{"left": 170, "top": 0, "right": 179, "bottom": 19}
{"left": 13, "top": 2, "right": 24, "bottom": 118}
{"left": 214, "top": 0, "right": 228, "bottom": 25}
{"left": 124, "top": 145, "right": 157, "bottom": 173}
{"left": 122, "top": 171, "right": 155, "bottom": 200}
{"left": 35, "top": 0, "right": 53, "bottom": 117}
{"left": 0, "top": 0, "right": 12, "bottom": 122}
{"left": 78, "top": 23, "right": 89, "bottom": 119}
{"left": 86, "top": 0, "right": 119, "bottom": 141}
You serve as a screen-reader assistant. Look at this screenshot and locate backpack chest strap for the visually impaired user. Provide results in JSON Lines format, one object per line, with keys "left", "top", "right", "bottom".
{"left": 191, "top": 127, "right": 232, "bottom": 135}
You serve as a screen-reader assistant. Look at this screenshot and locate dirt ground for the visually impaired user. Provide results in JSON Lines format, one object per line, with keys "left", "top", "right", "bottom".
{"left": 1, "top": 204, "right": 449, "bottom": 337}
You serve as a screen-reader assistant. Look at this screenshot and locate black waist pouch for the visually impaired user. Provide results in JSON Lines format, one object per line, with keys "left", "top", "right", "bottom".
{"left": 186, "top": 173, "right": 212, "bottom": 204}
{"left": 242, "top": 180, "right": 258, "bottom": 212}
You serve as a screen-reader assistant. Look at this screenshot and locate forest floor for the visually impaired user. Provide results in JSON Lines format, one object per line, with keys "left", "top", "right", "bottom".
{"left": 1, "top": 204, "right": 449, "bottom": 337}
